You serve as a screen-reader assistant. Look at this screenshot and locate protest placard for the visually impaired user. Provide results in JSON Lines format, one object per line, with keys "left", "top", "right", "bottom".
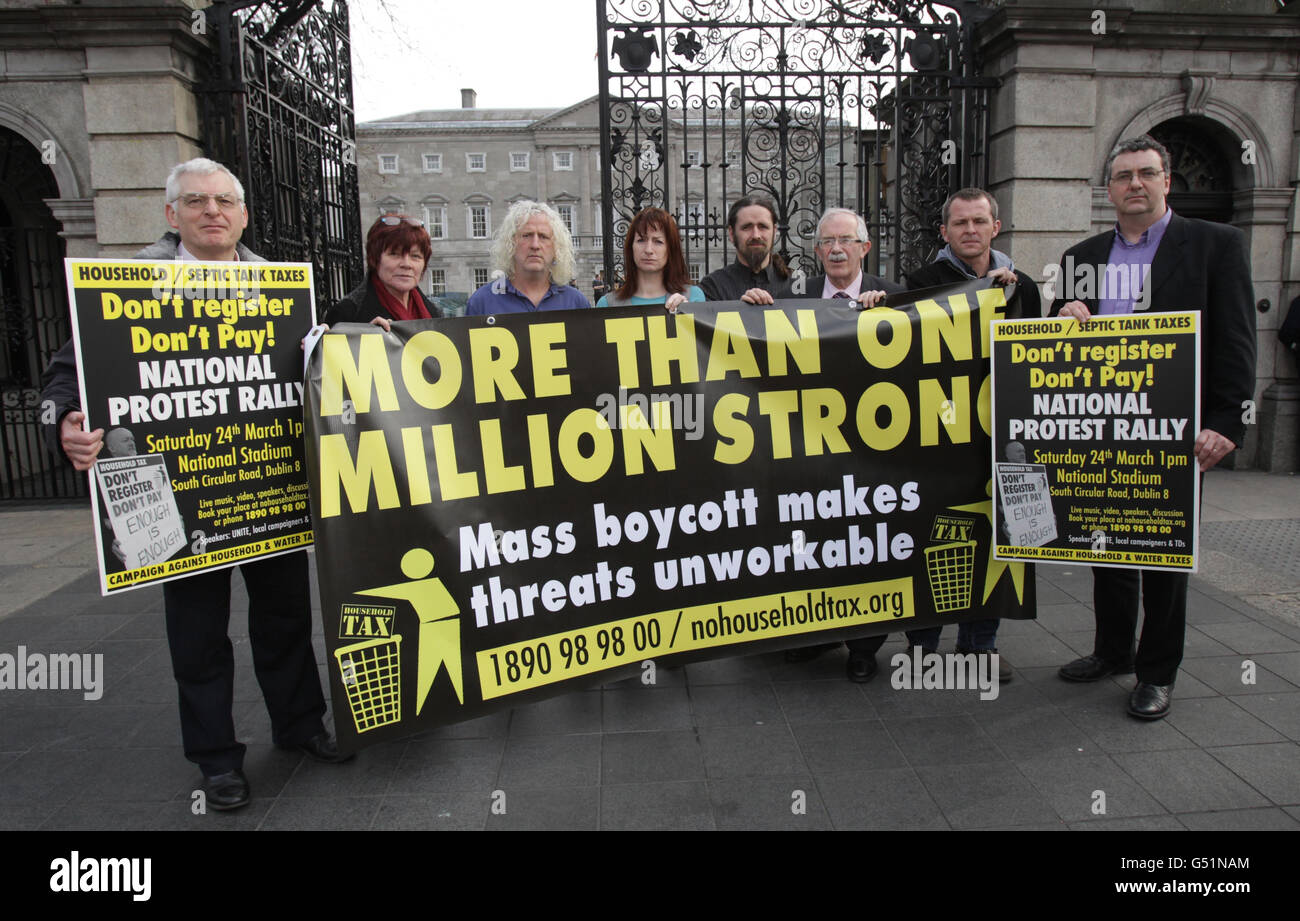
{"left": 991, "top": 312, "right": 1200, "bottom": 570}
{"left": 64, "top": 259, "right": 317, "bottom": 593}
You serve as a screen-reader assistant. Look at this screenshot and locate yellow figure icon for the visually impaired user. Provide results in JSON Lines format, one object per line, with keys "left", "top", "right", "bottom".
{"left": 359, "top": 548, "right": 463, "bottom": 712}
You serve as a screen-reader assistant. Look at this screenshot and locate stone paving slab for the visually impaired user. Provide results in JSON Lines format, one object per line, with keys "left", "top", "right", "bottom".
{"left": 0, "top": 468, "right": 1297, "bottom": 830}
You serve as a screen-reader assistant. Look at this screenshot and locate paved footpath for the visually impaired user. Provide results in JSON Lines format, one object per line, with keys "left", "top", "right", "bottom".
{"left": 0, "top": 469, "right": 1296, "bottom": 830}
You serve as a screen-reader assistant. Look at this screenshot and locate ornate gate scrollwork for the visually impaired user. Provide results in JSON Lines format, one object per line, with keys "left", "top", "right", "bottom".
{"left": 198, "top": 0, "right": 363, "bottom": 308}
{"left": 597, "top": 0, "right": 995, "bottom": 284}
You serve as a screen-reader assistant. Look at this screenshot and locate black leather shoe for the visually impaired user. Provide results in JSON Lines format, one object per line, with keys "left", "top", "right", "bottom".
{"left": 202, "top": 769, "right": 250, "bottom": 811}
{"left": 1058, "top": 654, "right": 1135, "bottom": 682}
{"left": 784, "top": 642, "right": 836, "bottom": 664}
{"left": 958, "top": 646, "right": 1013, "bottom": 684}
{"left": 281, "top": 731, "right": 354, "bottom": 764}
{"left": 846, "top": 651, "right": 878, "bottom": 683}
{"left": 1127, "top": 682, "right": 1173, "bottom": 720}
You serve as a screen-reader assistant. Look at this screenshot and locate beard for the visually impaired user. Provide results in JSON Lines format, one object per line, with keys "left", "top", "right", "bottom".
{"left": 737, "top": 241, "right": 771, "bottom": 270}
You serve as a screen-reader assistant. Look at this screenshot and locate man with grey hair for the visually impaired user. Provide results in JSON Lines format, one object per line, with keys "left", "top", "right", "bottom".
{"left": 770, "top": 207, "right": 901, "bottom": 309}
{"left": 773, "top": 207, "right": 907, "bottom": 682}
{"left": 1051, "top": 134, "right": 1256, "bottom": 720}
{"left": 41, "top": 157, "right": 348, "bottom": 812}
{"left": 466, "top": 200, "right": 590, "bottom": 314}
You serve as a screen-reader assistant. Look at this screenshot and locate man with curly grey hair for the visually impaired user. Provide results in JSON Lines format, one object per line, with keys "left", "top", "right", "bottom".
{"left": 466, "top": 200, "right": 591, "bottom": 314}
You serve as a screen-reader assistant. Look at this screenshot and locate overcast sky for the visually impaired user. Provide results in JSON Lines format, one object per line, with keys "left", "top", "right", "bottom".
{"left": 350, "top": 0, "right": 602, "bottom": 121}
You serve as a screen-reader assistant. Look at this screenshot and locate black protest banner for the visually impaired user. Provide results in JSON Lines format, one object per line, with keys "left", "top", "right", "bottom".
{"left": 65, "top": 259, "right": 316, "bottom": 594}
{"left": 990, "top": 311, "right": 1201, "bottom": 570}
{"left": 305, "top": 278, "right": 1036, "bottom": 752}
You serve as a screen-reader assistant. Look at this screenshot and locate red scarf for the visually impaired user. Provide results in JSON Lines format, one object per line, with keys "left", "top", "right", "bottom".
{"left": 372, "top": 275, "right": 430, "bottom": 321}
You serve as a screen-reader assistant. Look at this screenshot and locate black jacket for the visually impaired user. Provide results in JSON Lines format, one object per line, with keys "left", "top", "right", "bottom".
{"left": 773, "top": 272, "right": 905, "bottom": 299}
{"left": 1048, "top": 212, "right": 1256, "bottom": 445}
{"left": 905, "top": 260, "right": 1041, "bottom": 320}
{"left": 700, "top": 260, "right": 789, "bottom": 301}
{"left": 323, "top": 274, "right": 443, "bottom": 326}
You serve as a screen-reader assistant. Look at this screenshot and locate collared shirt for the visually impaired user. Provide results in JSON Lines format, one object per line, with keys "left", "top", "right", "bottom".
{"left": 822, "top": 272, "right": 862, "bottom": 300}
{"left": 465, "top": 277, "right": 591, "bottom": 315}
{"left": 1098, "top": 207, "right": 1173, "bottom": 315}
{"left": 177, "top": 241, "right": 239, "bottom": 263}
{"left": 699, "top": 259, "right": 786, "bottom": 301}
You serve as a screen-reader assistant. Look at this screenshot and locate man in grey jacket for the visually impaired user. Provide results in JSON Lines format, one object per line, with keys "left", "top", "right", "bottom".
{"left": 41, "top": 158, "right": 347, "bottom": 812}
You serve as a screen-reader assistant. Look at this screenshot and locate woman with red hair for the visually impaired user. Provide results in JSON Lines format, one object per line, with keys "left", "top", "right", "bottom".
{"left": 596, "top": 208, "right": 705, "bottom": 312}
{"left": 324, "top": 214, "right": 442, "bottom": 327}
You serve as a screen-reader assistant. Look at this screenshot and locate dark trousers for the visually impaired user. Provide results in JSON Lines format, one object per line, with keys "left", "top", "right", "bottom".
{"left": 845, "top": 630, "right": 932, "bottom": 655}
{"left": 163, "top": 550, "right": 326, "bottom": 775}
{"left": 1091, "top": 565, "right": 1188, "bottom": 686}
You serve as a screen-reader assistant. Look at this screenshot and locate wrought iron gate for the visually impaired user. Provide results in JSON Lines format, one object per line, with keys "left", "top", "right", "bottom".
{"left": 0, "top": 126, "right": 85, "bottom": 500}
{"left": 596, "top": 0, "right": 995, "bottom": 284}
{"left": 198, "top": 0, "right": 363, "bottom": 309}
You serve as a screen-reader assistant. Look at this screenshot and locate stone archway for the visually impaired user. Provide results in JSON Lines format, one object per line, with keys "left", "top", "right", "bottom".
{"left": 1149, "top": 116, "right": 1237, "bottom": 224}
{"left": 0, "top": 126, "right": 84, "bottom": 498}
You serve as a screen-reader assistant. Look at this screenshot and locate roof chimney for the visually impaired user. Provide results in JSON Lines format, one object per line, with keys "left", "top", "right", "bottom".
{"left": 461, "top": 88, "right": 477, "bottom": 109}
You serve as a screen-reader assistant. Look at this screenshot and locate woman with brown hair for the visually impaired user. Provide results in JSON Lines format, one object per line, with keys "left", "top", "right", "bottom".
{"left": 596, "top": 208, "right": 705, "bottom": 313}
{"left": 324, "top": 214, "right": 442, "bottom": 328}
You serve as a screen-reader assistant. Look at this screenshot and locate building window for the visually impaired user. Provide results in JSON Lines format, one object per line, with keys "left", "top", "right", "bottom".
{"left": 469, "top": 204, "right": 490, "bottom": 239}
{"left": 474, "top": 268, "right": 491, "bottom": 289}
{"left": 683, "top": 201, "right": 705, "bottom": 237}
{"left": 467, "top": 152, "right": 486, "bottom": 172}
{"left": 423, "top": 153, "right": 442, "bottom": 172}
{"left": 510, "top": 152, "right": 530, "bottom": 171}
{"left": 556, "top": 203, "right": 575, "bottom": 236}
{"left": 686, "top": 150, "right": 702, "bottom": 168}
{"left": 689, "top": 263, "right": 701, "bottom": 283}
{"left": 429, "top": 269, "right": 446, "bottom": 297}
{"left": 378, "top": 154, "right": 399, "bottom": 174}
{"left": 423, "top": 205, "right": 446, "bottom": 239}
{"left": 593, "top": 202, "right": 602, "bottom": 236}
{"left": 552, "top": 151, "right": 573, "bottom": 171}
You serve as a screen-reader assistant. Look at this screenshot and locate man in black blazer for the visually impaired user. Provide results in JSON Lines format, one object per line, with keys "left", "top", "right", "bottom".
{"left": 763, "top": 208, "right": 911, "bottom": 682}
{"left": 1051, "top": 136, "right": 1256, "bottom": 720}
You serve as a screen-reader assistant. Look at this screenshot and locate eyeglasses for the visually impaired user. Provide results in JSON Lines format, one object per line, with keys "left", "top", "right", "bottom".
{"left": 817, "top": 235, "right": 863, "bottom": 248}
{"left": 379, "top": 216, "right": 425, "bottom": 227}
{"left": 174, "top": 194, "right": 243, "bottom": 211}
{"left": 1109, "top": 168, "right": 1164, "bottom": 185}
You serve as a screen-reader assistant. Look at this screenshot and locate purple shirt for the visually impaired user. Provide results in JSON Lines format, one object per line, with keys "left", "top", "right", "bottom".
{"left": 1097, "top": 207, "right": 1173, "bottom": 315}
{"left": 465, "top": 277, "right": 591, "bottom": 315}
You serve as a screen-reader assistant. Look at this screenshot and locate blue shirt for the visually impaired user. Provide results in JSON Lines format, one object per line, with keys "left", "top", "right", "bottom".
{"left": 466, "top": 277, "right": 591, "bottom": 315}
{"left": 1098, "top": 207, "right": 1173, "bottom": 315}
{"left": 595, "top": 286, "right": 706, "bottom": 308}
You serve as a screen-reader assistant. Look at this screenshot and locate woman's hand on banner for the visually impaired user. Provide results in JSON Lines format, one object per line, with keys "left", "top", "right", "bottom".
{"left": 1194, "top": 428, "right": 1236, "bottom": 471}
{"left": 369, "top": 316, "right": 393, "bottom": 332}
{"left": 664, "top": 292, "right": 687, "bottom": 314}
{"left": 60, "top": 411, "right": 103, "bottom": 471}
